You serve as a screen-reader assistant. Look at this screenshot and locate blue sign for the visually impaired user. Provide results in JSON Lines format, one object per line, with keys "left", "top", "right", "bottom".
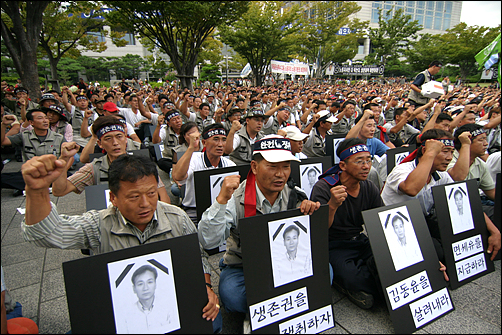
{"left": 68, "top": 8, "right": 116, "bottom": 19}
{"left": 336, "top": 28, "right": 355, "bottom": 36}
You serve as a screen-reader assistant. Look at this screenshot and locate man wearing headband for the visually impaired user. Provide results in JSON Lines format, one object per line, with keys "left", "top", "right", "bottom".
{"left": 172, "top": 123, "right": 235, "bottom": 224}
{"left": 198, "top": 135, "right": 320, "bottom": 326}
{"left": 21, "top": 154, "right": 221, "bottom": 333}
{"left": 62, "top": 86, "right": 93, "bottom": 150}
{"left": 1, "top": 87, "right": 39, "bottom": 121}
{"left": 262, "top": 102, "right": 291, "bottom": 135}
{"left": 152, "top": 109, "right": 183, "bottom": 174}
{"left": 381, "top": 129, "right": 500, "bottom": 262}
{"left": 310, "top": 138, "right": 384, "bottom": 309}
{"left": 449, "top": 124, "right": 496, "bottom": 218}
{"left": 51, "top": 116, "right": 170, "bottom": 203}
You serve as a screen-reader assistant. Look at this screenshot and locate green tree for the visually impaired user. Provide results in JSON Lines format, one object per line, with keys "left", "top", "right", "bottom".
{"left": 365, "top": 7, "right": 421, "bottom": 69}
{"left": 440, "top": 23, "right": 501, "bottom": 80}
{"left": 76, "top": 56, "right": 111, "bottom": 82}
{"left": 105, "top": 1, "right": 249, "bottom": 90}
{"left": 200, "top": 64, "right": 222, "bottom": 83}
{"left": 220, "top": 1, "right": 301, "bottom": 86}
{"left": 405, "top": 33, "right": 445, "bottom": 74}
{"left": 56, "top": 57, "right": 85, "bottom": 85}
{"left": 38, "top": 2, "right": 127, "bottom": 85}
{"left": 1, "top": 1, "right": 51, "bottom": 101}
{"left": 291, "top": 1, "right": 367, "bottom": 78}
{"left": 106, "top": 54, "right": 147, "bottom": 80}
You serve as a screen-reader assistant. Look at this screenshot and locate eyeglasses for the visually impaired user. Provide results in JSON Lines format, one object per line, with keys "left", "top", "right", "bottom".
{"left": 348, "top": 159, "right": 372, "bottom": 166}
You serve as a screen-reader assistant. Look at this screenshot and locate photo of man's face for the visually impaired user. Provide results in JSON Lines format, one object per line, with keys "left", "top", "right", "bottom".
{"left": 454, "top": 191, "right": 463, "bottom": 214}
{"left": 132, "top": 267, "right": 157, "bottom": 303}
{"left": 283, "top": 226, "right": 299, "bottom": 254}
{"left": 392, "top": 216, "right": 406, "bottom": 244}
{"left": 307, "top": 169, "right": 317, "bottom": 186}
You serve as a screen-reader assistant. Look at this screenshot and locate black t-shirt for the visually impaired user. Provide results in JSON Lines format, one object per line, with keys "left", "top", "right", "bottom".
{"left": 120, "top": 82, "right": 129, "bottom": 93}
{"left": 311, "top": 179, "right": 384, "bottom": 241}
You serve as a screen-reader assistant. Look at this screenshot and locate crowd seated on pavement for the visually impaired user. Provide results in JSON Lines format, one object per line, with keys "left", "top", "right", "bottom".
{"left": 1, "top": 72, "right": 500, "bottom": 333}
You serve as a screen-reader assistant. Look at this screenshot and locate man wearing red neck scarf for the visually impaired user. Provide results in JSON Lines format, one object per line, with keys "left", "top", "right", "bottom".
{"left": 197, "top": 135, "right": 320, "bottom": 326}
{"left": 381, "top": 129, "right": 500, "bottom": 263}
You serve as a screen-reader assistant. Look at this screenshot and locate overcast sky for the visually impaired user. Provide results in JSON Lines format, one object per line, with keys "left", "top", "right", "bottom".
{"left": 460, "top": 1, "right": 501, "bottom": 28}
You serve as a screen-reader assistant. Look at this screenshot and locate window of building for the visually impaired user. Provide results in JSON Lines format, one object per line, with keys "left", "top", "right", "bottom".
{"left": 426, "top": 10, "right": 433, "bottom": 16}
{"left": 396, "top": 1, "right": 404, "bottom": 6}
{"left": 435, "top": 12, "right": 442, "bottom": 20}
{"left": 372, "top": 8, "right": 380, "bottom": 22}
{"left": 435, "top": 1, "right": 444, "bottom": 12}
{"left": 416, "top": 9, "right": 424, "bottom": 15}
{"left": 87, "top": 31, "right": 105, "bottom": 43}
{"left": 406, "top": 7, "right": 414, "bottom": 14}
{"left": 445, "top": 1, "right": 453, "bottom": 13}
{"left": 424, "top": 15, "right": 433, "bottom": 29}
{"left": 358, "top": 45, "right": 365, "bottom": 54}
{"left": 310, "top": 8, "right": 315, "bottom": 19}
{"left": 121, "top": 32, "right": 135, "bottom": 45}
{"left": 406, "top": 1, "right": 415, "bottom": 8}
{"left": 443, "top": 18, "right": 451, "bottom": 30}
{"left": 417, "top": 1, "right": 425, "bottom": 9}
{"left": 415, "top": 14, "right": 424, "bottom": 27}
{"left": 384, "top": 3, "right": 393, "bottom": 11}
{"left": 395, "top": 6, "right": 404, "bottom": 12}
{"left": 373, "top": 1, "right": 382, "bottom": 8}
{"left": 426, "top": 1, "right": 435, "bottom": 10}
{"left": 434, "top": 16, "right": 442, "bottom": 30}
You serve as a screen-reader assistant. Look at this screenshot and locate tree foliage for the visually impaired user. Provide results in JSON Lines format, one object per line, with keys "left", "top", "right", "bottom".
{"left": 440, "top": 23, "right": 501, "bottom": 79}
{"left": 219, "top": 1, "right": 301, "bottom": 86}
{"left": 200, "top": 64, "right": 222, "bottom": 83}
{"left": 365, "top": 7, "right": 421, "bottom": 68}
{"left": 105, "top": 1, "right": 249, "bottom": 90}
{"left": 291, "top": 1, "right": 367, "bottom": 78}
{"left": 39, "top": 1, "right": 127, "bottom": 83}
{"left": 1, "top": 1, "right": 50, "bottom": 101}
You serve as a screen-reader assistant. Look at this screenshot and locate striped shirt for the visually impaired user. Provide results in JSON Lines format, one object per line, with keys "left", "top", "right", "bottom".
{"left": 21, "top": 201, "right": 211, "bottom": 274}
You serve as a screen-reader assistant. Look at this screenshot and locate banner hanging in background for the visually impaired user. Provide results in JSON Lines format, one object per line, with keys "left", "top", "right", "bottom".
{"left": 270, "top": 60, "right": 309, "bottom": 75}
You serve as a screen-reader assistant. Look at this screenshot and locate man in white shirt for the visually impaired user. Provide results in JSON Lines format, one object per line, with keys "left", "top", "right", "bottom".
{"left": 172, "top": 123, "right": 235, "bottom": 223}
{"left": 381, "top": 129, "right": 500, "bottom": 262}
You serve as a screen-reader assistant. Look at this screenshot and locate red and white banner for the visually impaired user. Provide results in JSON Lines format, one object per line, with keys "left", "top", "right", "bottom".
{"left": 270, "top": 60, "right": 309, "bottom": 75}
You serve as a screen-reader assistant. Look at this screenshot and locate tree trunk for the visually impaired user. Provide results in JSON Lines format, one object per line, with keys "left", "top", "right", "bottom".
{"left": 0, "top": 1, "right": 50, "bottom": 102}
{"left": 48, "top": 55, "right": 59, "bottom": 81}
{"left": 21, "top": 55, "right": 42, "bottom": 102}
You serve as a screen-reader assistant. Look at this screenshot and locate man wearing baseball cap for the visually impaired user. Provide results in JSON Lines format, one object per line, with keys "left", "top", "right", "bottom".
{"left": 280, "top": 125, "right": 308, "bottom": 159}
{"left": 302, "top": 110, "right": 337, "bottom": 157}
{"left": 262, "top": 102, "right": 291, "bottom": 135}
{"left": 225, "top": 107, "right": 268, "bottom": 165}
{"left": 198, "top": 135, "right": 320, "bottom": 328}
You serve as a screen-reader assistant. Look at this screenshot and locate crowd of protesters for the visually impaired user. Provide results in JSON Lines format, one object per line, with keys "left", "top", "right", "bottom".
{"left": 1, "top": 62, "right": 501, "bottom": 333}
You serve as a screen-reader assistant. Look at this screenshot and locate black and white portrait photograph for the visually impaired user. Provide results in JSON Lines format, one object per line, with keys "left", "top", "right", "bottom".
{"left": 445, "top": 183, "right": 475, "bottom": 235}
{"left": 268, "top": 215, "right": 313, "bottom": 288}
{"left": 333, "top": 138, "right": 344, "bottom": 164}
{"left": 300, "top": 164, "right": 322, "bottom": 198}
{"left": 378, "top": 206, "right": 424, "bottom": 271}
{"left": 210, "top": 171, "right": 239, "bottom": 203}
{"left": 104, "top": 189, "right": 112, "bottom": 208}
{"left": 107, "top": 250, "right": 181, "bottom": 334}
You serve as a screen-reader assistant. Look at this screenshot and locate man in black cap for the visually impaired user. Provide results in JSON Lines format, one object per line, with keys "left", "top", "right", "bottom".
{"left": 224, "top": 107, "right": 268, "bottom": 165}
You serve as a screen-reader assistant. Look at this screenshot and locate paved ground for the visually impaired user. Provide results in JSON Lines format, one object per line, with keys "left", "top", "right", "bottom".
{"left": 1, "top": 153, "right": 500, "bottom": 334}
